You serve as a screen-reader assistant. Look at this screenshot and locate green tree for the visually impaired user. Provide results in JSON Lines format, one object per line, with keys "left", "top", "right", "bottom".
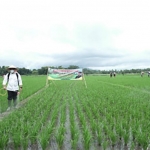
{"left": 67, "top": 65, "right": 79, "bottom": 69}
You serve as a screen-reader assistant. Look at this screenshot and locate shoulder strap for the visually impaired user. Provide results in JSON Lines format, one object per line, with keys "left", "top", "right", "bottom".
{"left": 7, "top": 72, "right": 19, "bottom": 86}
{"left": 7, "top": 73, "right": 10, "bottom": 82}
{"left": 16, "top": 73, "right": 19, "bottom": 85}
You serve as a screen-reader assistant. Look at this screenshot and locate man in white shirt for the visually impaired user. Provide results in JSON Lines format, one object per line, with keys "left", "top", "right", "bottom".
{"left": 3, "top": 65, "right": 23, "bottom": 111}
{"left": 148, "top": 71, "right": 150, "bottom": 77}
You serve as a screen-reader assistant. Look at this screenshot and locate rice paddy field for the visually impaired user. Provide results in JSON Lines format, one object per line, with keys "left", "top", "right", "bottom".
{"left": 0, "top": 74, "right": 150, "bottom": 150}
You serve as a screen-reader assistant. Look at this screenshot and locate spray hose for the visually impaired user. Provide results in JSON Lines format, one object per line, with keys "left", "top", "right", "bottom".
{"left": 0, "top": 88, "right": 7, "bottom": 96}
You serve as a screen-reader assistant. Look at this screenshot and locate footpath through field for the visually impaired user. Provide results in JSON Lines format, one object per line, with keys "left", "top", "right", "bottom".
{"left": 99, "top": 80, "right": 150, "bottom": 95}
{"left": 0, "top": 85, "right": 49, "bottom": 121}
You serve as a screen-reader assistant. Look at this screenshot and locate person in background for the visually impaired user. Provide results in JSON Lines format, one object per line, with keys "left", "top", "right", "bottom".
{"left": 2, "top": 65, "right": 23, "bottom": 111}
{"left": 75, "top": 71, "right": 82, "bottom": 79}
{"left": 148, "top": 71, "right": 150, "bottom": 77}
{"left": 110, "top": 72, "right": 113, "bottom": 77}
{"left": 113, "top": 72, "right": 116, "bottom": 77}
{"left": 141, "top": 71, "right": 144, "bottom": 77}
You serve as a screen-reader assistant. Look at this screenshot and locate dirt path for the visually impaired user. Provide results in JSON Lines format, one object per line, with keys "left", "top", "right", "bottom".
{"left": 0, "top": 86, "right": 48, "bottom": 121}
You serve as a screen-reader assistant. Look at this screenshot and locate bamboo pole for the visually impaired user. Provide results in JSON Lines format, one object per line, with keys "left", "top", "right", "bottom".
{"left": 83, "top": 73, "right": 87, "bottom": 88}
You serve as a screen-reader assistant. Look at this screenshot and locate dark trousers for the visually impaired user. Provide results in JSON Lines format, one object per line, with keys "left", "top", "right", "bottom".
{"left": 7, "top": 91, "right": 18, "bottom": 107}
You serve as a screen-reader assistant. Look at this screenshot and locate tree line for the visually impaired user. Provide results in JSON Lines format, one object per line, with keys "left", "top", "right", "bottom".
{"left": 0, "top": 65, "right": 150, "bottom": 76}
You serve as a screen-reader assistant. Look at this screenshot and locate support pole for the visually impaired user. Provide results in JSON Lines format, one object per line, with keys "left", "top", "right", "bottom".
{"left": 45, "top": 67, "right": 49, "bottom": 87}
{"left": 83, "top": 73, "right": 87, "bottom": 88}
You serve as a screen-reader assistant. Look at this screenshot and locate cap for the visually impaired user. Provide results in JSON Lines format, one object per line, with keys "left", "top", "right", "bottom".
{"left": 8, "top": 65, "right": 17, "bottom": 69}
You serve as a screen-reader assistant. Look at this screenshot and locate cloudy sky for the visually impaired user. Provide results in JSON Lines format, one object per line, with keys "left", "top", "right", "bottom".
{"left": 0, "top": 0, "right": 150, "bottom": 70}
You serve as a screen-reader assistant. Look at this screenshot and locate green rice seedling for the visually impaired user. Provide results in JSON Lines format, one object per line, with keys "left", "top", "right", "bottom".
{"left": 115, "top": 123, "right": 120, "bottom": 137}
{"left": 30, "top": 123, "right": 41, "bottom": 143}
{"left": 91, "top": 120, "right": 97, "bottom": 135}
{"left": 123, "top": 129, "right": 129, "bottom": 146}
{"left": 69, "top": 105, "right": 79, "bottom": 149}
{"left": 13, "top": 133, "right": 22, "bottom": 149}
{"left": 136, "top": 133, "right": 148, "bottom": 150}
{"left": 60, "top": 107, "right": 66, "bottom": 124}
{"left": 130, "top": 141, "right": 135, "bottom": 150}
{"left": 97, "top": 128, "right": 103, "bottom": 146}
{"left": 70, "top": 114, "right": 74, "bottom": 125}
{"left": 47, "top": 121, "right": 54, "bottom": 134}
{"left": 83, "top": 127, "right": 92, "bottom": 150}
{"left": 117, "top": 125, "right": 124, "bottom": 140}
{"left": 51, "top": 110, "right": 58, "bottom": 123}
{"left": 103, "top": 124, "right": 109, "bottom": 136}
{"left": 109, "top": 131, "right": 118, "bottom": 147}
{"left": 70, "top": 123, "right": 79, "bottom": 140}
{"left": 55, "top": 134, "right": 64, "bottom": 149}
{"left": 22, "top": 137, "right": 29, "bottom": 150}
{"left": 38, "top": 121, "right": 54, "bottom": 150}
{"left": 55, "top": 124, "right": 66, "bottom": 149}
{"left": 80, "top": 114, "right": 86, "bottom": 126}
{"left": 39, "top": 132, "right": 49, "bottom": 150}
{"left": 21, "top": 122, "right": 30, "bottom": 138}
{"left": 70, "top": 124, "right": 76, "bottom": 139}
{"left": 0, "top": 134, "right": 9, "bottom": 150}
{"left": 102, "top": 140, "right": 108, "bottom": 150}
{"left": 106, "top": 113, "right": 113, "bottom": 124}
{"left": 71, "top": 132, "right": 79, "bottom": 150}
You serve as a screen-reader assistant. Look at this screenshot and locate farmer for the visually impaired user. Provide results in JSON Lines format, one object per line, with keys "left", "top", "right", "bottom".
{"left": 141, "top": 71, "right": 144, "bottom": 77}
{"left": 2, "top": 65, "right": 23, "bottom": 111}
{"left": 148, "top": 71, "right": 150, "bottom": 77}
{"left": 110, "top": 72, "right": 113, "bottom": 77}
{"left": 113, "top": 72, "right": 116, "bottom": 77}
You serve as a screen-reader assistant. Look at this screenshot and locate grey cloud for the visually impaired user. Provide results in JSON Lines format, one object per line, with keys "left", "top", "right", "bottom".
{"left": 1, "top": 23, "right": 150, "bottom": 70}
{"left": 0, "top": 58, "right": 25, "bottom": 68}
{"left": 1, "top": 51, "right": 148, "bottom": 70}
{"left": 33, "top": 49, "right": 127, "bottom": 69}
{"left": 49, "top": 47, "right": 126, "bottom": 59}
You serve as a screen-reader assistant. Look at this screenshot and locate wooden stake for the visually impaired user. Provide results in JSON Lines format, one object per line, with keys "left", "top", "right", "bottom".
{"left": 83, "top": 73, "right": 87, "bottom": 88}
